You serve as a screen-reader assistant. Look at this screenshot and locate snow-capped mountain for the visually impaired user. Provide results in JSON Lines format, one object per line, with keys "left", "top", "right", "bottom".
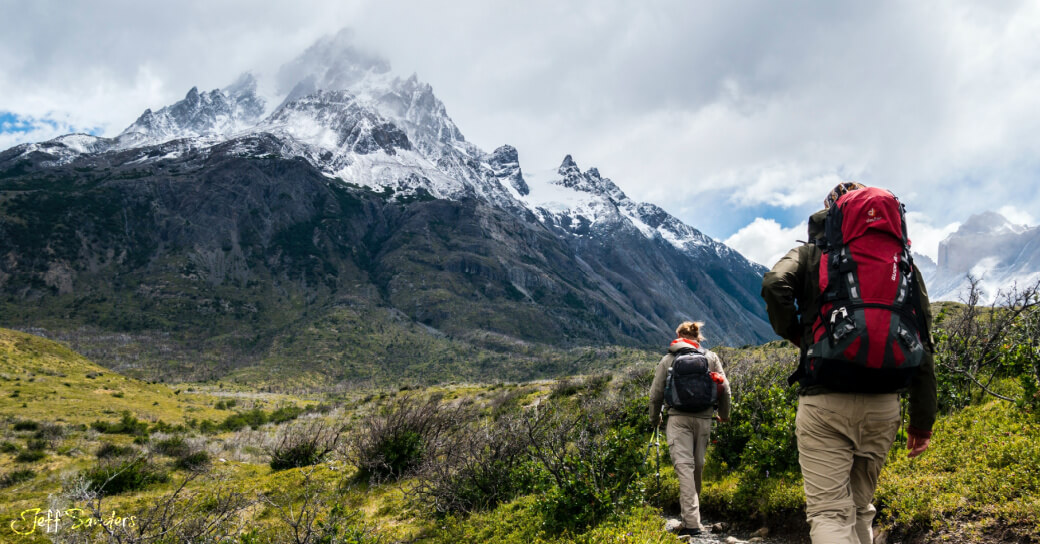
{"left": 117, "top": 73, "right": 266, "bottom": 150}
{"left": 0, "top": 28, "right": 773, "bottom": 375}
{"left": 924, "top": 211, "right": 1040, "bottom": 303}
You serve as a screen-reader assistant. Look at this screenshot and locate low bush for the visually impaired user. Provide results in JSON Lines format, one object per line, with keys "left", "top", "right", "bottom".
{"left": 0, "top": 468, "right": 35, "bottom": 488}
{"left": 712, "top": 346, "right": 800, "bottom": 477}
{"left": 153, "top": 436, "right": 192, "bottom": 458}
{"left": 269, "top": 421, "right": 341, "bottom": 471}
{"left": 33, "top": 422, "right": 64, "bottom": 441}
{"left": 348, "top": 394, "right": 460, "bottom": 481}
{"left": 81, "top": 456, "right": 170, "bottom": 495}
{"left": 15, "top": 449, "right": 46, "bottom": 463}
{"left": 412, "top": 413, "right": 532, "bottom": 514}
{"left": 91, "top": 411, "right": 149, "bottom": 436}
{"left": 12, "top": 419, "right": 39, "bottom": 431}
{"left": 175, "top": 450, "right": 211, "bottom": 471}
{"left": 96, "top": 442, "right": 137, "bottom": 459}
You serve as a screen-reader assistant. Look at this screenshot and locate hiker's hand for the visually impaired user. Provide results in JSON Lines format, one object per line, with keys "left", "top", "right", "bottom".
{"left": 907, "top": 434, "right": 930, "bottom": 458}
{"left": 715, "top": 416, "right": 729, "bottom": 423}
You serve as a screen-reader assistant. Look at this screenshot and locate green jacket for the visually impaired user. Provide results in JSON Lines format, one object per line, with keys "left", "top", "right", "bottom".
{"left": 760, "top": 209, "right": 938, "bottom": 437}
{"left": 648, "top": 340, "right": 731, "bottom": 427}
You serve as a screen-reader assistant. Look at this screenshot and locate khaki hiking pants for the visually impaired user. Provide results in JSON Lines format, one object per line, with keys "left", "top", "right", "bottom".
{"left": 666, "top": 413, "right": 712, "bottom": 531}
{"left": 796, "top": 392, "right": 901, "bottom": 544}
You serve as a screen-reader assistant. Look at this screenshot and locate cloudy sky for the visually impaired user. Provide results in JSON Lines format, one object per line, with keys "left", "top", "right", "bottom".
{"left": 2, "top": 0, "right": 1039, "bottom": 265}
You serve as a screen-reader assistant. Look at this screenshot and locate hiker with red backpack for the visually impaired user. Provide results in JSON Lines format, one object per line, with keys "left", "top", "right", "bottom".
{"left": 762, "top": 182, "right": 937, "bottom": 544}
{"left": 648, "top": 321, "right": 731, "bottom": 538}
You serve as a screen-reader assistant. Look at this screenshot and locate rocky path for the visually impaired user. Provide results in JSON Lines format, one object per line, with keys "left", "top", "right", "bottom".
{"left": 663, "top": 517, "right": 805, "bottom": 544}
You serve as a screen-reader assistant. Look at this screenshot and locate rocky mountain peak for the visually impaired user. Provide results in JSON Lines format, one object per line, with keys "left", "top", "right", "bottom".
{"left": 115, "top": 75, "right": 265, "bottom": 150}
{"left": 553, "top": 155, "right": 627, "bottom": 202}
{"left": 489, "top": 145, "right": 528, "bottom": 196}
{"left": 558, "top": 154, "right": 579, "bottom": 175}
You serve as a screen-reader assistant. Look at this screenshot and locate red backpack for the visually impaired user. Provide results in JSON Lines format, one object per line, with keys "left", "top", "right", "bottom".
{"left": 805, "top": 187, "right": 926, "bottom": 393}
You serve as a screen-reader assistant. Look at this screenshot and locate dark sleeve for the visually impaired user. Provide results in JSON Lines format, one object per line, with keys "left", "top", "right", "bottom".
{"left": 908, "top": 265, "right": 938, "bottom": 436}
{"left": 761, "top": 246, "right": 807, "bottom": 344}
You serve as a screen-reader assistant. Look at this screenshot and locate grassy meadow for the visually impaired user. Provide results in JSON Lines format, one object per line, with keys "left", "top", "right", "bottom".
{"left": 1, "top": 291, "right": 1039, "bottom": 544}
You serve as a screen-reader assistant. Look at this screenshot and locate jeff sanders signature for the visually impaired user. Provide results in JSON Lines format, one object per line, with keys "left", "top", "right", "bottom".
{"left": 9, "top": 508, "right": 136, "bottom": 536}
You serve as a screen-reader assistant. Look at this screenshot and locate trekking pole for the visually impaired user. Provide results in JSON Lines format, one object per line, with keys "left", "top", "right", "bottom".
{"left": 654, "top": 407, "right": 664, "bottom": 492}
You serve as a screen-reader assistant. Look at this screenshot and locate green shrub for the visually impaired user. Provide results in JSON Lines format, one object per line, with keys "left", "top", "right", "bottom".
{"left": 712, "top": 347, "right": 799, "bottom": 476}
{"left": 15, "top": 449, "right": 46, "bottom": 463}
{"left": 91, "top": 411, "right": 149, "bottom": 436}
{"left": 175, "top": 450, "right": 211, "bottom": 471}
{"left": 12, "top": 420, "right": 39, "bottom": 431}
{"left": 96, "top": 442, "right": 136, "bottom": 459}
{"left": 153, "top": 436, "right": 192, "bottom": 458}
{"left": 269, "top": 421, "right": 341, "bottom": 471}
{"left": 349, "top": 395, "right": 456, "bottom": 481}
{"left": 1, "top": 441, "right": 18, "bottom": 453}
{"left": 268, "top": 405, "right": 303, "bottom": 424}
{"left": 0, "top": 468, "right": 35, "bottom": 488}
{"left": 33, "top": 422, "right": 64, "bottom": 441}
{"left": 82, "top": 457, "right": 170, "bottom": 495}
{"left": 412, "top": 414, "right": 532, "bottom": 514}
{"left": 219, "top": 408, "right": 269, "bottom": 431}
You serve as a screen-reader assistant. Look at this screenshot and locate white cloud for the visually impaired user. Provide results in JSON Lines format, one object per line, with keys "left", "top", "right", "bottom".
{"left": 905, "top": 212, "right": 961, "bottom": 262}
{"left": 724, "top": 218, "right": 804, "bottom": 268}
{"left": 1, "top": 1, "right": 1039, "bottom": 241}
{"left": 998, "top": 205, "right": 1036, "bottom": 227}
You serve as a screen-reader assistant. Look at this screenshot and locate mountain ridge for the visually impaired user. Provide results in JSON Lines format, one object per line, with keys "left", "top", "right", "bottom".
{"left": 0, "top": 30, "right": 773, "bottom": 384}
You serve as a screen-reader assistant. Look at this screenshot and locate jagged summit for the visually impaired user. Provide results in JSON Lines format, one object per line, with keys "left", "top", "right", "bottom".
{"left": 489, "top": 145, "right": 528, "bottom": 197}
{"left": 116, "top": 73, "right": 265, "bottom": 149}
{"left": 551, "top": 154, "right": 628, "bottom": 203}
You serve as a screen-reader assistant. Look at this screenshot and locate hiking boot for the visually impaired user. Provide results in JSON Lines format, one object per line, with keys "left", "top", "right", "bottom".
{"left": 677, "top": 526, "right": 707, "bottom": 537}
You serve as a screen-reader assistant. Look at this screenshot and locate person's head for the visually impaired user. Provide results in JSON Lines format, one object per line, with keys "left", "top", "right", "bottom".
{"left": 675, "top": 321, "right": 704, "bottom": 342}
{"left": 824, "top": 182, "right": 867, "bottom": 209}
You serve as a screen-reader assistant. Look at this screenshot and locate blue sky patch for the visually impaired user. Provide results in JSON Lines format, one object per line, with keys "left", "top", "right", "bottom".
{"left": 0, "top": 111, "right": 103, "bottom": 139}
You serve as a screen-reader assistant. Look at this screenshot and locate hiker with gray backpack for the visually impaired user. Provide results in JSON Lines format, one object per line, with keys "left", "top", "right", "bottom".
{"left": 648, "top": 321, "right": 731, "bottom": 537}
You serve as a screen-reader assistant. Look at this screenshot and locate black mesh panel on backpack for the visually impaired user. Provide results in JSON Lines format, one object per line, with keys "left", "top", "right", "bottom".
{"left": 664, "top": 348, "right": 718, "bottom": 412}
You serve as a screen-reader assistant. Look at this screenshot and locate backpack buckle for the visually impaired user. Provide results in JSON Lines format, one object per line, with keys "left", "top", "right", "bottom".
{"left": 830, "top": 306, "right": 856, "bottom": 342}
{"left": 830, "top": 306, "right": 849, "bottom": 324}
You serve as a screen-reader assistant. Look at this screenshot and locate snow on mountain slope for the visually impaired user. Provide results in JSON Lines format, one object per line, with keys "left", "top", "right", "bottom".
{"left": 522, "top": 155, "right": 757, "bottom": 269}
{"left": 926, "top": 211, "right": 1040, "bottom": 303}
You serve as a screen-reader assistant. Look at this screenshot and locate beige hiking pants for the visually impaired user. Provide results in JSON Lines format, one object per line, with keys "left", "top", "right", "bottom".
{"left": 666, "top": 413, "right": 712, "bottom": 530}
{"left": 796, "top": 393, "right": 900, "bottom": 544}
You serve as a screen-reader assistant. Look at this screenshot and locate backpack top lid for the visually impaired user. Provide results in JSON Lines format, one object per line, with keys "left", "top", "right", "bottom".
{"left": 834, "top": 187, "right": 905, "bottom": 244}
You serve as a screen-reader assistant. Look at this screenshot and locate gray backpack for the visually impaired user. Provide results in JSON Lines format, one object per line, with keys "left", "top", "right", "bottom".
{"left": 664, "top": 348, "right": 717, "bottom": 412}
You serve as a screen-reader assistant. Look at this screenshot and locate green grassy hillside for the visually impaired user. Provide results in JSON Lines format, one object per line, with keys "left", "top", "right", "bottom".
{"left": 0, "top": 328, "right": 224, "bottom": 424}
{"left": 2, "top": 323, "right": 1038, "bottom": 543}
